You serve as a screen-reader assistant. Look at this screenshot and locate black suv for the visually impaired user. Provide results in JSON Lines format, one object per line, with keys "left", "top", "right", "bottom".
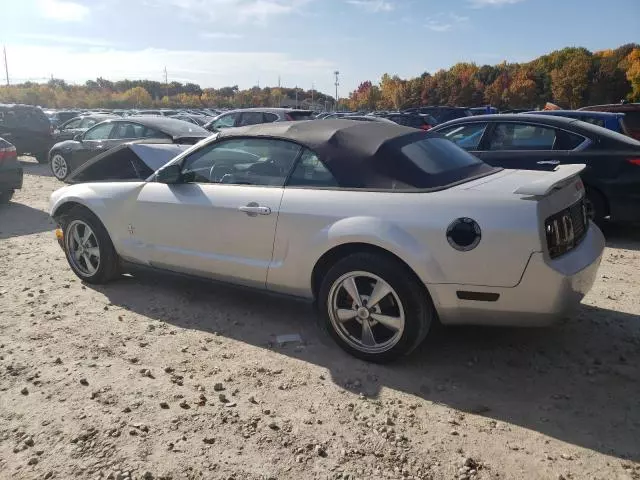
{"left": 403, "top": 106, "right": 471, "bottom": 123}
{"left": 0, "top": 104, "right": 54, "bottom": 163}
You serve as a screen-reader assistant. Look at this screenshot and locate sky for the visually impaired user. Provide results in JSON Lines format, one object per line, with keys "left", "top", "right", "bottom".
{"left": 2, "top": 0, "right": 639, "bottom": 97}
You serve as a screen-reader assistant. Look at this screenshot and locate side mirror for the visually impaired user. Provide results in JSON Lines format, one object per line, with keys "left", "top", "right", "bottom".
{"left": 73, "top": 133, "right": 83, "bottom": 141}
{"left": 156, "top": 163, "right": 182, "bottom": 184}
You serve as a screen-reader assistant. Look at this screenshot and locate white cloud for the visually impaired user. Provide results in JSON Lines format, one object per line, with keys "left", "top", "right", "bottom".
{"left": 425, "top": 12, "right": 469, "bottom": 32}
{"left": 200, "top": 32, "right": 244, "bottom": 39}
{"left": 17, "top": 33, "right": 114, "bottom": 47}
{"left": 148, "top": 0, "right": 313, "bottom": 24}
{"left": 347, "top": 0, "right": 394, "bottom": 12}
{"left": 6, "top": 44, "right": 336, "bottom": 92}
{"left": 469, "top": 0, "right": 525, "bottom": 7}
{"left": 37, "top": 0, "right": 90, "bottom": 21}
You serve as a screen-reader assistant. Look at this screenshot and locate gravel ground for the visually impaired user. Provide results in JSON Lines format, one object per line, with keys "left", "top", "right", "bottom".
{"left": 1, "top": 157, "right": 639, "bottom": 480}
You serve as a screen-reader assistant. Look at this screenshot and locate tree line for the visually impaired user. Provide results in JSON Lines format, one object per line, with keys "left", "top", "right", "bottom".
{"left": 0, "top": 44, "right": 638, "bottom": 111}
{"left": 347, "top": 44, "right": 640, "bottom": 111}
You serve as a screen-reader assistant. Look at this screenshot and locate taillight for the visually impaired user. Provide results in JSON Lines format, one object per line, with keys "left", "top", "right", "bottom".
{"left": 421, "top": 124, "right": 432, "bottom": 131}
{"left": 0, "top": 145, "right": 17, "bottom": 163}
{"left": 627, "top": 158, "right": 640, "bottom": 166}
{"left": 545, "top": 199, "right": 588, "bottom": 259}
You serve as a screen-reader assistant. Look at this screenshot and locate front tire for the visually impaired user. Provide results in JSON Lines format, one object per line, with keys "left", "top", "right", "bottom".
{"left": 59, "top": 207, "right": 120, "bottom": 284}
{"left": 0, "top": 190, "right": 14, "bottom": 204}
{"left": 50, "top": 152, "right": 70, "bottom": 181}
{"left": 318, "top": 253, "right": 433, "bottom": 363}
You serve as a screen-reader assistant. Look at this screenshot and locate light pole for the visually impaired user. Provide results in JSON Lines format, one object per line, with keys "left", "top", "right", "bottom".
{"left": 334, "top": 70, "right": 340, "bottom": 112}
{"left": 311, "top": 82, "right": 315, "bottom": 110}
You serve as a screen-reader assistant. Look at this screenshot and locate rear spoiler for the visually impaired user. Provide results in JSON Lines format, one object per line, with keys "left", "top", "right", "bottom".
{"left": 513, "top": 164, "right": 585, "bottom": 196}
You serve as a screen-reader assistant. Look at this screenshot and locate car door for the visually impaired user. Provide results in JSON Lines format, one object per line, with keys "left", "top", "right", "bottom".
{"left": 473, "top": 121, "right": 568, "bottom": 171}
{"left": 74, "top": 121, "right": 116, "bottom": 164}
{"left": 128, "top": 137, "right": 302, "bottom": 288}
{"left": 56, "top": 117, "right": 82, "bottom": 141}
{"left": 237, "top": 111, "right": 267, "bottom": 127}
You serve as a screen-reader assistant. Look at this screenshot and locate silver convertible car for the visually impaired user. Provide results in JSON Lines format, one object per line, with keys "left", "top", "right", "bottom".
{"left": 49, "top": 120, "right": 605, "bottom": 363}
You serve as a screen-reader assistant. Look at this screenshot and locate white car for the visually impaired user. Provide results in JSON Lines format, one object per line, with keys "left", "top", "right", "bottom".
{"left": 49, "top": 120, "right": 605, "bottom": 363}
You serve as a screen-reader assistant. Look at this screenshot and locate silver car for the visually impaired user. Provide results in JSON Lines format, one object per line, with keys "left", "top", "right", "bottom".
{"left": 204, "top": 108, "right": 314, "bottom": 132}
{"left": 49, "top": 120, "right": 605, "bottom": 363}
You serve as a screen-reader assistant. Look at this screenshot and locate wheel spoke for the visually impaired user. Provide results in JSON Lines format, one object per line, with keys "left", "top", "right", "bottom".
{"left": 85, "top": 247, "right": 100, "bottom": 258}
{"left": 72, "top": 227, "right": 82, "bottom": 248}
{"left": 336, "top": 309, "right": 357, "bottom": 322}
{"left": 342, "top": 277, "right": 362, "bottom": 306}
{"left": 82, "top": 253, "right": 96, "bottom": 274}
{"left": 81, "top": 228, "right": 93, "bottom": 246}
{"left": 367, "top": 280, "right": 392, "bottom": 309}
{"left": 361, "top": 320, "right": 376, "bottom": 347}
{"left": 370, "top": 313, "right": 403, "bottom": 332}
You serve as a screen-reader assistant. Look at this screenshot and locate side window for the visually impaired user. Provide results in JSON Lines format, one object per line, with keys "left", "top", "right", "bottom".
{"left": 237, "top": 112, "right": 266, "bottom": 127}
{"left": 63, "top": 118, "right": 82, "bottom": 129}
{"left": 439, "top": 123, "right": 488, "bottom": 150}
{"left": 488, "top": 123, "right": 556, "bottom": 151}
{"left": 110, "top": 122, "right": 141, "bottom": 139}
{"left": 142, "top": 127, "right": 169, "bottom": 139}
{"left": 79, "top": 118, "right": 98, "bottom": 129}
{"left": 181, "top": 138, "right": 301, "bottom": 186}
{"left": 212, "top": 113, "right": 237, "bottom": 130}
{"left": 264, "top": 113, "right": 278, "bottom": 123}
{"left": 288, "top": 149, "right": 338, "bottom": 187}
{"left": 83, "top": 122, "right": 115, "bottom": 140}
{"left": 554, "top": 130, "right": 586, "bottom": 150}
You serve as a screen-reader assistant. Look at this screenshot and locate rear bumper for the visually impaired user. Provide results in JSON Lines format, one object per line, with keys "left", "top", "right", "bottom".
{"left": 430, "top": 223, "right": 605, "bottom": 326}
{"left": 0, "top": 165, "right": 23, "bottom": 192}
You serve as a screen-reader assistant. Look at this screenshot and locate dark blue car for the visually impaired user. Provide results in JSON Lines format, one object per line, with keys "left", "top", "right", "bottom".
{"left": 524, "top": 110, "right": 630, "bottom": 136}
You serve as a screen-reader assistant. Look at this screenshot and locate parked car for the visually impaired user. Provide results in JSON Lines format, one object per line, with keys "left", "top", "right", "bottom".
{"left": 524, "top": 110, "right": 630, "bottom": 136}
{"left": 204, "top": 108, "right": 314, "bottom": 132}
{"left": 383, "top": 113, "right": 437, "bottom": 130}
{"left": 67, "top": 142, "right": 190, "bottom": 184}
{"left": 48, "top": 110, "right": 80, "bottom": 127}
{"left": 470, "top": 106, "right": 499, "bottom": 115}
{"left": 337, "top": 115, "right": 396, "bottom": 123}
{"left": 54, "top": 114, "right": 119, "bottom": 142}
{"left": 0, "top": 104, "right": 54, "bottom": 163}
{"left": 0, "top": 136, "right": 22, "bottom": 203}
{"left": 170, "top": 114, "right": 212, "bottom": 126}
{"left": 50, "top": 119, "right": 604, "bottom": 363}
{"left": 579, "top": 103, "right": 640, "bottom": 140}
{"left": 403, "top": 106, "right": 471, "bottom": 123}
{"left": 48, "top": 116, "right": 210, "bottom": 181}
{"left": 431, "top": 114, "right": 640, "bottom": 223}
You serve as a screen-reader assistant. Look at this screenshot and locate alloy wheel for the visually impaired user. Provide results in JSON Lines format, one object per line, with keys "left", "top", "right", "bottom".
{"left": 66, "top": 220, "right": 101, "bottom": 277}
{"left": 328, "top": 271, "right": 405, "bottom": 354}
{"left": 51, "top": 154, "right": 68, "bottom": 180}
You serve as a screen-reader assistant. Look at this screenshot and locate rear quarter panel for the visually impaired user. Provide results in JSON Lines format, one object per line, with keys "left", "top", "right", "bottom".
{"left": 268, "top": 187, "right": 541, "bottom": 298}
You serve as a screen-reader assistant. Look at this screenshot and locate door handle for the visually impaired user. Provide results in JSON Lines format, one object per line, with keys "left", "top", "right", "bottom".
{"left": 238, "top": 204, "right": 271, "bottom": 216}
{"left": 537, "top": 160, "right": 560, "bottom": 165}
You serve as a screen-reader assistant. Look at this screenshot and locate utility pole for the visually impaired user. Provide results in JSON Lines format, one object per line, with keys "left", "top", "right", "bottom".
{"left": 3, "top": 46, "right": 9, "bottom": 86}
{"left": 163, "top": 66, "right": 169, "bottom": 99}
{"left": 334, "top": 70, "right": 340, "bottom": 112}
{"left": 295, "top": 85, "right": 298, "bottom": 108}
{"left": 311, "top": 82, "right": 315, "bottom": 111}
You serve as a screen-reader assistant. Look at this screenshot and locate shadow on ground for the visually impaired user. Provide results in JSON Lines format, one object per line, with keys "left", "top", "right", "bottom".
{"left": 0, "top": 202, "right": 56, "bottom": 239}
{"left": 603, "top": 223, "right": 640, "bottom": 251}
{"left": 19, "top": 156, "right": 54, "bottom": 178}
{"left": 92, "top": 265, "right": 640, "bottom": 463}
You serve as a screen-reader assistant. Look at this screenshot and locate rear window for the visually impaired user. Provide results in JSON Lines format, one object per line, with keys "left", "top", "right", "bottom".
{"left": 286, "top": 111, "right": 314, "bottom": 121}
{"left": 400, "top": 137, "right": 483, "bottom": 175}
{"left": 623, "top": 111, "right": 640, "bottom": 130}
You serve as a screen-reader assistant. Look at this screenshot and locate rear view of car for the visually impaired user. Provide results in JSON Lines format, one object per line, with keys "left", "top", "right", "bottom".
{"left": 580, "top": 103, "right": 640, "bottom": 140}
{"left": 0, "top": 137, "right": 22, "bottom": 203}
{"left": 0, "top": 104, "right": 54, "bottom": 163}
{"left": 384, "top": 113, "right": 437, "bottom": 130}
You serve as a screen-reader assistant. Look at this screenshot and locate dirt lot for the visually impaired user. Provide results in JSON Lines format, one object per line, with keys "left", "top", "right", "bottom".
{"left": 1, "top": 158, "right": 639, "bottom": 480}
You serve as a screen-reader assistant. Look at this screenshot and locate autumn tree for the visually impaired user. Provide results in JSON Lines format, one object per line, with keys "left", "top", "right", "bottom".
{"left": 624, "top": 48, "right": 640, "bottom": 101}
{"left": 120, "top": 87, "right": 153, "bottom": 107}
{"left": 508, "top": 67, "right": 537, "bottom": 108}
{"left": 550, "top": 52, "right": 593, "bottom": 108}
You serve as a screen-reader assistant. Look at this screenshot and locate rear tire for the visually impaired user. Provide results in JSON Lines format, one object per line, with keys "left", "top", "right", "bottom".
{"left": 50, "top": 152, "right": 70, "bottom": 181}
{"left": 585, "top": 189, "right": 607, "bottom": 225}
{"left": 58, "top": 206, "right": 120, "bottom": 284}
{"left": 318, "top": 252, "right": 433, "bottom": 363}
{"left": 0, "top": 190, "right": 14, "bottom": 204}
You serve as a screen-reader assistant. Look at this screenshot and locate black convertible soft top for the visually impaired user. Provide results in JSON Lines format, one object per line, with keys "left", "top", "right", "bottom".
{"left": 218, "top": 119, "right": 496, "bottom": 189}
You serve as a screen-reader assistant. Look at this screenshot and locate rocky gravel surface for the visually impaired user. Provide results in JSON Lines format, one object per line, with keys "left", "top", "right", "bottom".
{"left": 0, "top": 158, "right": 639, "bottom": 480}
